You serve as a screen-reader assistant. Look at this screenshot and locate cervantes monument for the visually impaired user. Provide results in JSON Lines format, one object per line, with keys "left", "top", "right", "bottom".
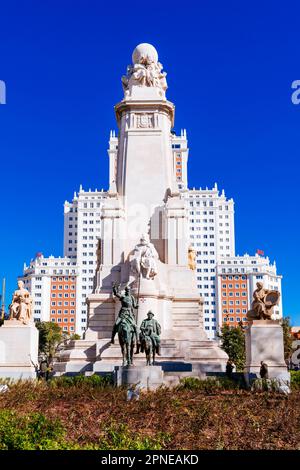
{"left": 55, "top": 43, "right": 227, "bottom": 383}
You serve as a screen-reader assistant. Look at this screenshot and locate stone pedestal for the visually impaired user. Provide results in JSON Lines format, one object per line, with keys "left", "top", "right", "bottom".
{"left": 245, "top": 320, "right": 290, "bottom": 388}
{"left": 0, "top": 320, "right": 39, "bottom": 380}
{"left": 115, "top": 365, "right": 164, "bottom": 390}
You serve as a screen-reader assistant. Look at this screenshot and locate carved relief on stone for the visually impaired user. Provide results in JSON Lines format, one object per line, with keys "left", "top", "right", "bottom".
{"left": 136, "top": 113, "right": 154, "bottom": 129}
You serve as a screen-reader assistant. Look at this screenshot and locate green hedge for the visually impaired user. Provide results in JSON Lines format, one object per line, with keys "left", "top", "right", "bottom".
{"left": 49, "top": 374, "right": 113, "bottom": 388}
{"left": 290, "top": 370, "right": 300, "bottom": 389}
{"left": 178, "top": 376, "right": 240, "bottom": 392}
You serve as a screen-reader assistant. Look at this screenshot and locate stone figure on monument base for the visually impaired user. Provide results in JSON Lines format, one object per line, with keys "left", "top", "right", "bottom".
{"left": 188, "top": 245, "right": 196, "bottom": 271}
{"left": 246, "top": 282, "right": 280, "bottom": 321}
{"left": 9, "top": 280, "right": 33, "bottom": 325}
{"left": 130, "top": 235, "right": 159, "bottom": 281}
{"left": 111, "top": 283, "right": 139, "bottom": 366}
{"left": 121, "top": 43, "right": 167, "bottom": 98}
{"left": 0, "top": 279, "right": 38, "bottom": 379}
{"left": 137, "top": 311, "right": 161, "bottom": 366}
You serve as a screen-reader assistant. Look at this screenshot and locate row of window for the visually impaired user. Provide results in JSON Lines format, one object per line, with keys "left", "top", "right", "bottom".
{"left": 221, "top": 268, "right": 254, "bottom": 273}
{"left": 52, "top": 285, "right": 75, "bottom": 290}
{"left": 51, "top": 316, "right": 75, "bottom": 321}
{"left": 51, "top": 301, "right": 75, "bottom": 306}
{"left": 197, "top": 283, "right": 215, "bottom": 289}
{"left": 197, "top": 269, "right": 215, "bottom": 273}
{"left": 51, "top": 309, "right": 75, "bottom": 314}
{"left": 224, "top": 308, "right": 247, "bottom": 313}
{"left": 196, "top": 276, "right": 215, "bottom": 280}
{"left": 197, "top": 260, "right": 216, "bottom": 264}
{"left": 51, "top": 293, "right": 75, "bottom": 298}
{"left": 222, "top": 275, "right": 246, "bottom": 280}
{"left": 222, "top": 292, "right": 247, "bottom": 297}
{"left": 190, "top": 211, "right": 215, "bottom": 216}
{"left": 222, "top": 284, "right": 246, "bottom": 289}
{"left": 224, "top": 317, "right": 247, "bottom": 323}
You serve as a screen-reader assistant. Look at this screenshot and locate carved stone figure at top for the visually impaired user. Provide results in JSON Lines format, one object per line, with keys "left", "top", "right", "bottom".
{"left": 122, "top": 43, "right": 167, "bottom": 98}
{"left": 9, "top": 280, "right": 33, "bottom": 325}
{"left": 130, "top": 234, "right": 159, "bottom": 280}
{"left": 246, "top": 282, "right": 280, "bottom": 320}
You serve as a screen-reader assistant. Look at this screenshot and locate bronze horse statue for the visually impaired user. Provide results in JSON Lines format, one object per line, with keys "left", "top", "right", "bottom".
{"left": 115, "top": 318, "right": 137, "bottom": 366}
{"left": 111, "top": 282, "right": 139, "bottom": 367}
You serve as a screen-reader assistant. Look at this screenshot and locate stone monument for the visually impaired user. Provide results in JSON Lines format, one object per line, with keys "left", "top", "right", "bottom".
{"left": 54, "top": 43, "right": 228, "bottom": 384}
{"left": 245, "top": 282, "right": 290, "bottom": 391}
{"left": 0, "top": 280, "right": 39, "bottom": 379}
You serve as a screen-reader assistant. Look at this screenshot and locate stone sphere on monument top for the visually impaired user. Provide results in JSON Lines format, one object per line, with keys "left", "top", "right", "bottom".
{"left": 132, "top": 43, "right": 158, "bottom": 64}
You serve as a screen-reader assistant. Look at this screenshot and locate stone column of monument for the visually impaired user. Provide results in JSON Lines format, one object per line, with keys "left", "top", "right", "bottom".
{"left": 55, "top": 44, "right": 228, "bottom": 379}
{"left": 0, "top": 280, "right": 39, "bottom": 379}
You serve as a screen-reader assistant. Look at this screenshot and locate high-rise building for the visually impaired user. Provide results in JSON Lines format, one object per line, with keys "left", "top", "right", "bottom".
{"left": 185, "top": 185, "right": 235, "bottom": 339}
{"left": 21, "top": 255, "right": 78, "bottom": 333}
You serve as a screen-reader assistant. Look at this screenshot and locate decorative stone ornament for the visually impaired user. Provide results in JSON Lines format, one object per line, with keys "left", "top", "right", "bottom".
{"left": 121, "top": 43, "right": 167, "bottom": 99}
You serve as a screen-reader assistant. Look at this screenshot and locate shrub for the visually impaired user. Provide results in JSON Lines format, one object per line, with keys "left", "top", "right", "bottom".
{"left": 49, "top": 374, "right": 113, "bottom": 388}
{"left": 99, "top": 422, "right": 170, "bottom": 450}
{"left": 0, "top": 410, "right": 66, "bottom": 450}
{"left": 178, "top": 376, "right": 240, "bottom": 392}
{"left": 290, "top": 370, "right": 300, "bottom": 389}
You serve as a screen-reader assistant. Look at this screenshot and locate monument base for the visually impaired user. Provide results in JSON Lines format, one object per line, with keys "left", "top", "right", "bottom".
{"left": 53, "top": 335, "right": 228, "bottom": 386}
{"left": 244, "top": 320, "right": 290, "bottom": 391}
{"left": 0, "top": 320, "right": 39, "bottom": 380}
{"left": 115, "top": 365, "right": 164, "bottom": 390}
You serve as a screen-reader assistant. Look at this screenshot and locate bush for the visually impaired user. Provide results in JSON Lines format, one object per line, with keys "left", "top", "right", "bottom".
{"left": 49, "top": 374, "right": 113, "bottom": 388}
{"left": 290, "top": 370, "right": 300, "bottom": 389}
{"left": 178, "top": 376, "right": 240, "bottom": 392}
{"left": 0, "top": 410, "right": 66, "bottom": 450}
{"left": 99, "top": 422, "right": 169, "bottom": 450}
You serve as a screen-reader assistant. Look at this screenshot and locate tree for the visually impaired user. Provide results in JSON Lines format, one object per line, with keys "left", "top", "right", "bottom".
{"left": 35, "top": 322, "right": 80, "bottom": 367}
{"left": 218, "top": 322, "right": 246, "bottom": 371}
{"left": 281, "top": 316, "right": 294, "bottom": 361}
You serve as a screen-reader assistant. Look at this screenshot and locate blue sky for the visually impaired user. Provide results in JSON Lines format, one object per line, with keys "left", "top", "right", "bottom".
{"left": 0, "top": 1, "right": 299, "bottom": 324}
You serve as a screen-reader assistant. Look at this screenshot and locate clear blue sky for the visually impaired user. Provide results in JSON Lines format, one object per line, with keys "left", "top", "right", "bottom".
{"left": 0, "top": 1, "right": 299, "bottom": 324}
